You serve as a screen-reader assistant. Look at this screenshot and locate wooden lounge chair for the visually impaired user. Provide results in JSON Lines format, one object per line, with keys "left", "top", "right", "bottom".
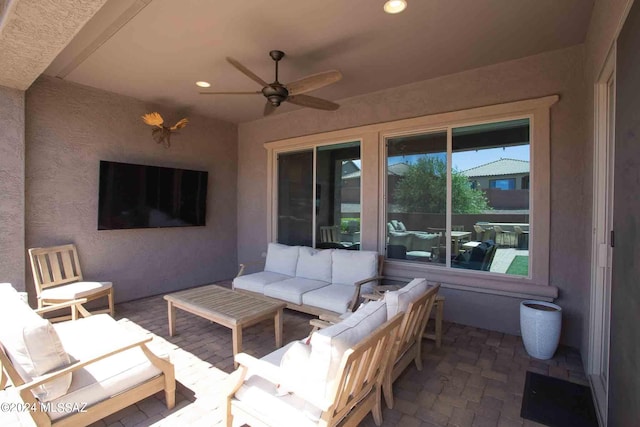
{"left": 29, "top": 244, "right": 114, "bottom": 318}
{"left": 0, "top": 283, "right": 175, "bottom": 427}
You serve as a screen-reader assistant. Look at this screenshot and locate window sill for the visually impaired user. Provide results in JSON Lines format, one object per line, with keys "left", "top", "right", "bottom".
{"left": 383, "top": 259, "right": 558, "bottom": 301}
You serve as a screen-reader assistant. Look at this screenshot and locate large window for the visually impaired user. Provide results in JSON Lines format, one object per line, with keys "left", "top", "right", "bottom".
{"left": 386, "top": 118, "right": 531, "bottom": 277}
{"left": 266, "top": 96, "right": 556, "bottom": 295}
{"left": 276, "top": 142, "right": 361, "bottom": 249}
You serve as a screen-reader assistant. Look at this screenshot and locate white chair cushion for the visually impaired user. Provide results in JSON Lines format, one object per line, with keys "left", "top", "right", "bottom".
{"left": 40, "top": 281, "right": 112, "bottom": 300}
{"left": 264, "top": 243, "right": 300, "bottom": 276}
{"left": 233, "top": 271, "right": 292, "bottom": 293}
{"left": 384, "top": 278, "right": 429, "bottom": 319}
{"left": 264, "top": 278, "right": 329, "bottom": 305}
{"left": 233, "top": 375, "right": 320, "bottom": 427}
{"left": 301, "top": 285, "right": 356, "bottom": 314}
{"left": 331, "top": 250, "right": 378, "bottom": 286}
{"left": 0, "top": 284, "right": 72, "bottom": 402}
{"left": 50, "top": 314, "right": 163, "bottom": 421}
{"left": 308, "top": 300, "right": 387, "bottom": 400}
{"left": 296, "top": 247, "right": 333, "bottom": 283}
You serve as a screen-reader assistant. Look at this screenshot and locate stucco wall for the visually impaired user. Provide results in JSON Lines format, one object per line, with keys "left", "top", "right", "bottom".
{"left": 25, "top": 76, "right": 238, "bottom": 302}
{"left": 238, "top": 45, "right": 587, "bottom": 347}
{"left": 0, "top": 85, "right": 25, "bottom": 290}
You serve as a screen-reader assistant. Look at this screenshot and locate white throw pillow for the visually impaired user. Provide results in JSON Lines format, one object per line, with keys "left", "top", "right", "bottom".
{"left": 331, "top": 250, "right": 378, "bottom": 287}
{"left": 264, "top": 243, "right": 300, "bottom": 276}
{"left": 384, "top": 278, "right": 429, "bottom": 319}
{"left": 308, "top": 300, "right": 387, "bottom": 400}
{"left": 277, "top": 341, "right": 312, "bottom": 396}
{"left": 0, "top": 284, "right": 71, "bottom": 402}
{"left": 296, "top": 247, "right": 333, "bottom": 283}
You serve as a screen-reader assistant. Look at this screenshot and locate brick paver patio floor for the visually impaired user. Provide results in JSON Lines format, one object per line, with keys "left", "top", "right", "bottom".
{"left": 1, "top": 282, "right": 589, "bottom": 427}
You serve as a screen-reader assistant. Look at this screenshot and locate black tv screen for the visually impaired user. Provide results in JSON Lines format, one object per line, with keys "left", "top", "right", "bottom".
{"left": 98, "top": 161, "right": 208, "bottom": 230}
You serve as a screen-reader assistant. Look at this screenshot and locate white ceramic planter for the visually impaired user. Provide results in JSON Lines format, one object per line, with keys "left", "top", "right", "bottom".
{"left": 520, "top": 300, "right": 562, "bottom": 360}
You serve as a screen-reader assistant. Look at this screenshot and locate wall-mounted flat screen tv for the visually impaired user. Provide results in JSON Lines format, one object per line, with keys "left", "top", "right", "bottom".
{"left": 98, "top": 160, "right": 208, "bottom": 230}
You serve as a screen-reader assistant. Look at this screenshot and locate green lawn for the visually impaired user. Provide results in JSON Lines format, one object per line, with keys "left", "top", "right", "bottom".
{"left": 506, "top": 255, "right": 529, "bottom": 276}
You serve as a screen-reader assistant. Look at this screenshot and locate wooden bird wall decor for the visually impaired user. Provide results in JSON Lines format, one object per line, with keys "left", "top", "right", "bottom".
{"left": 141, "top": 112, "right": 189, "bottom": 148}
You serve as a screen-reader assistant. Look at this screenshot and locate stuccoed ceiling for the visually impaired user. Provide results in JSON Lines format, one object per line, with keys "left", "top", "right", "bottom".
{"left": 5, "top": 0, "right": 594, "bottom": 123}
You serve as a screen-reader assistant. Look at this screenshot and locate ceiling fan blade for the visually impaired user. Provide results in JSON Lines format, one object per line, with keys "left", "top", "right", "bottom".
{"left": 287, "top": 94, "right": 339, "bottom": 111}
{"left": 226, "top": 57, "right": 268, "bottom": 87}
{"left": 199, "top": 91, "right": 261, "bottom": 95}
{"left": 286, "top": 70, "right": 342, "bottom": 96}
{"left": 264, "top": 102, "right": 276, "bottom": 116}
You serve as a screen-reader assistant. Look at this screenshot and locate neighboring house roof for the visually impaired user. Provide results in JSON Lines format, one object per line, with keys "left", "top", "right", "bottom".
{"left": 343, "top": 162, "right": 410, "bottom": 180}
{"left": 462, "top": 158, "right": 529, "bottom": 178}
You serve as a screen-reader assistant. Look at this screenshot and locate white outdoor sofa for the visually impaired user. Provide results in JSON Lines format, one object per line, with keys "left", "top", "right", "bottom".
{"left": 233, "top": 243, "right": 382, "bottom": 316}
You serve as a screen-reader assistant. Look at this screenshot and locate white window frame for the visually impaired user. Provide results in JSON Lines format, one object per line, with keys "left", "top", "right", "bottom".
{"left": 265, "top": 95, "right": 558, "bottom": 299}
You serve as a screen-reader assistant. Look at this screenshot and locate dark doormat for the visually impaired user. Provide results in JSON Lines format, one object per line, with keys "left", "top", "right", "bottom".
{"left": 521, "top": 371, "right": 598, "bottom": 427}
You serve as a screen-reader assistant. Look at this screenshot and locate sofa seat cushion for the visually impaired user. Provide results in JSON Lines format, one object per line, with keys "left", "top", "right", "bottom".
{"left": 0, "top": 284, "right": 71, "bottom": 402}
{"left": 40, "top": 281, "right": 112, "bottom": 300}
{"left": 308, "top": 300, "right": 387, "bottom": 400}
{"left": 384, "top": 278, "right": 429, "bottom": 319}
{"left": 331, "top": 250, "right": 378, "bottom": 287}
{"left": 50, "top": 314, "right": 162, "bottom": 421}
{"left": 301, "top": 285, "right": 356, "bottom": 314}
{"left": 265, "top": 243, "right": 300, "bottom": 276}
{"left": 406, "top": 251, "right": 433, "bottom": 261}
{"left": 264, "top": 278, "right": 329, "bottom": 305}
{"left": 233, "top": 271, "right": 292, "bottom": 294}
{"left": 234, "top": 375, "right": 321, "bottom": 427}
{"left": 409, "top": 233, "right": 439, "bottom": 251}
{"left": 296, "top": 247, "right": 333, "bottom": 283}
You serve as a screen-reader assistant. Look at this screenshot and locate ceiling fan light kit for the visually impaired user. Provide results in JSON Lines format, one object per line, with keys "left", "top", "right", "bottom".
{"left": 199, "top": 49, "right": 342, "bottom": 116}
{"left": 384, "top": 0, "right": 407, "bottom": 14}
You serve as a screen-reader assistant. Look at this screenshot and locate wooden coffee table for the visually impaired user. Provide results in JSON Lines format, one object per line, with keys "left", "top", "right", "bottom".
{"left": 164, "top": 285, "right": 286, "bottom": 365}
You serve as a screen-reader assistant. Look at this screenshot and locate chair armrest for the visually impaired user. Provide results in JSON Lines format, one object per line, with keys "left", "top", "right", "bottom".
{"left": 35, "top": 298, "right": 91, "bottom": 320}
{"left": 319, "top": 313, "right": 343, "bottom": 323}
{"left": 309, "top": 319, "right": 333, "bottom": 330}
{"left": 233, "top": 353, "right": 332, "bottom": 411}
{"left": 17, "top": 336, "right": 153, "bottom": 393}
{"left": 236, "top": 260, "right": 266, "bottom": 277}
{"left": 234, "top": 353, "right": 282, "bottom": 385}
{"left": 349, "top": 275, "right": 385, "bottom": 311}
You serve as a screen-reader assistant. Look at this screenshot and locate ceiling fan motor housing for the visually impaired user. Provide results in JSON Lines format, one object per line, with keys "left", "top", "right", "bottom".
{"left": 262, "top": 84, "right": 289, "bottom": 106}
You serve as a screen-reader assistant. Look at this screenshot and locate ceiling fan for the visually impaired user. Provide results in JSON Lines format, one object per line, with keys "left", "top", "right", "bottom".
{"left": 200, "top": 50, "right": 342, "bottom": 116}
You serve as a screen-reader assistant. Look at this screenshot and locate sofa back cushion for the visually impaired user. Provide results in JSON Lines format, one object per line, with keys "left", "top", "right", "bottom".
{"left": 296, "top": 247, "right": 333, "bottom": 283}
{"left": 264, "top": 243, "right": 299, "bottom": 276}
{"left": 0, "top": 283, "right": 71, "bottom": 402}
{"left": 384, "top": 278, "right": 429, "bottom": 319}
{"left": 331, "top": 250, "right": 378, "bottom": 287}
{"left": 308, "top": 300, "right": 387, "bottom": 400}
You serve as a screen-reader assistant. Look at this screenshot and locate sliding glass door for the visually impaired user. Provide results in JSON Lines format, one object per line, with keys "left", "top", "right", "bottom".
{"left": 277, "top": 142, "right": 361, "bottom": 249}
{"left": 277, "top": 150, "right": 313, "bottom": 246}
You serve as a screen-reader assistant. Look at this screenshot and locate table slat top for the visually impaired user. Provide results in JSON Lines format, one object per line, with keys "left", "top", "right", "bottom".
{"left": 164, "top": 285, "right": 285, "bottom": 325}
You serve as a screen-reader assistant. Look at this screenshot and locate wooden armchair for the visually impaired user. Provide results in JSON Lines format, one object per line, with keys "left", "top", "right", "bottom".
{"left": 29, "top": 244, "right": 114, "bottom": 318}
{"left": 0, "top": 283, "right": 175, "bottom": 427}
{"left": 225, "top": 311, "right": 404, "bottom": 427}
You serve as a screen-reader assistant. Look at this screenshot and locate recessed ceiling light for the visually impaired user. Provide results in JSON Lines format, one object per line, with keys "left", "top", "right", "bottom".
{"left": 196, "top": 81, "right": 211, "bottom": 88}
{"left": 384, "top": 0, "right": 407, "bottom": 14}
